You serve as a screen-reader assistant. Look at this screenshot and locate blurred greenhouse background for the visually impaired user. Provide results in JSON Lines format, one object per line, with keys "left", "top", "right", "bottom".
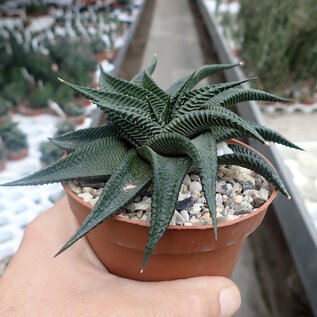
{"left": 0, "top": 0, "right": 317, "bottom": 315}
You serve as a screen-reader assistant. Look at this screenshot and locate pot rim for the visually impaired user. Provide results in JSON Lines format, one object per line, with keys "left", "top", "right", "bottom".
{"left": 62, "top": 138, "right": 278, "bottom": 231}
{"left": 63, "top": 183, "right": 277, "bottom": 231}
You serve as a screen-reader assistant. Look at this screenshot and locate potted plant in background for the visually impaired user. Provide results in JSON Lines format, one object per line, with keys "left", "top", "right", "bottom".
{"left": 1, "top": 123, "right": 28, "bottom": 161}
{"left": 40, "top": 121, "right": 75, "bottom": 167}
{"left": 20, "top": 84, "right": 53, "bottom": 116}
{"left": 2, "top": 58, "right": 301, "bottom": 281}
{"left": 0, "top": 97, "right": 12, "bottom": 124}
{"left": 91, "top": 37, "right": 107, "bottom": 63}
{"left": 61, "top": 102, "right": 86, "bottom": 125}
{"left": 0, "top": 139, "right": 6, "bottom": 172}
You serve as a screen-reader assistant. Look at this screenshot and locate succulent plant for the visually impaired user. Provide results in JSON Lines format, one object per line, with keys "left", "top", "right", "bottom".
{"left": 62, "top": 102, "right": 85, "bottom": 118}
{"left": 0, "top": 139, "right": 5, "bottom": 162}
{"left": 40, "top": 121, "right": 75, "bottom": 166}
{"left": 0, "top": 97, "right": 12, "bottom": 116}
{"left": 3, "top": 58, "right": 301, "bottom": 270}
{"left": 91, "top": 37, "right": 106, "bottom": 54}
{"left": 29, "top": 84, "right": 53, "bottom": 109}
{"left": 1, "top": 125, "right": 27, "bottom": 153}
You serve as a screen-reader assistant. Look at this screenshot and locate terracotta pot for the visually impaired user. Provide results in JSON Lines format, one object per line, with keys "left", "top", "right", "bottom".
{"left": 80, "top": 98, "right": 92, "bottom": 107}
{"left": 105, "top": 48, "right": 119, "bottom": 62}
{"left": 0, "top": 159, "right": 6, "bottom": 172}
{"left": 63, "top": 141, "right": 278, "bottom": 281}
{"left": 95, "top": 52, "right": 106, "bottom": 63}
{"left": 18, "top": 105, "right": 47, "bottom": 116}
{"left": 7, "top": 148, "right": 28, "bottom": 161}
{"left": 66, "top": 114, "right": 86, "bottom": 125}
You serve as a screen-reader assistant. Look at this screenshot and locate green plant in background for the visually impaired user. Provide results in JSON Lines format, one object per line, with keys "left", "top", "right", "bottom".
{"left": 0, "top": 98, "right": 12, "bottom": 117}
{"left": 1, "top": 124, "right": 27, "bottom": 153}
{"left": 40, "top": 121, "right": 75, "bottom": 167}
{"left": 91, "top": 37, "right": 106, "bottom": 54}
{"left": 62, "top": 102, "right": 85, "bottom": 118}
{"left": 238, "top": 0, "right": 317, "bottom": 97}
{"left": 55, "top": 121, "right": 76, "bottom": 136}
{"left": 0, "top": 139, "right": 5, "bottom": 162}
{"left": 3, "top": 58, "right": 301, "bottom": 270}
{"left": 29, "top": 84, "right": 54, "bottom": 109}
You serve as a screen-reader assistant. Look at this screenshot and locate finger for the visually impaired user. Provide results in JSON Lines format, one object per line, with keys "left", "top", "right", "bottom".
{"left": 108, "top": 275, "right": 241, "bottom": 317}
{"left": 4, "top": 196, "right": 107, "bottom": 277}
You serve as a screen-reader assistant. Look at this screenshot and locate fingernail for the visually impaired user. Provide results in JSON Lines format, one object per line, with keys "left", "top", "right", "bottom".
{"left": 219, "top": 286, "right": 241, "bottom": 317}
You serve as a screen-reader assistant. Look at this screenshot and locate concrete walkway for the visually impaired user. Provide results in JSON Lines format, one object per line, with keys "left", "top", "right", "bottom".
{"left": 141, "top": 0, "right": 270, "bottom": 316}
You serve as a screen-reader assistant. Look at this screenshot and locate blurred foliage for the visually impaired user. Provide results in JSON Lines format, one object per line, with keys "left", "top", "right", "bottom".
{"left": 0, "top": 97, "right": 12, "bottom": 116}
{"left": 238, "top": 0, "right": 317, "bottom": 97}
{"left": 1, "top": 124, "right": 27, "bottom": 152}
{"left": 40, "top": 120, "right": 75, "bottom": 166}
{"left": 62, "top": 101, "right": 85, "bottom": 117}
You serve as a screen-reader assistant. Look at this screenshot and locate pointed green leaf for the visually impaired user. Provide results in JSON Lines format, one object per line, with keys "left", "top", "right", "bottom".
{"left": 146, "top": 132, "right": 218, "bottom": 237}
{"left": 161, "top": 96, "right": 172, "bottom": 124}
{"left": 50, "top": 125, "right": 119, "bottom": 152}
{"left": 176, "top": 78, "right": 254, "bottom": 115}
{"left": 212, "top": 123, "right": 302, "bottom": 150}
{"left": 99, "top": 66, "right": 165, "bottom": 115}
{"left": 252, "top": 124, "right": 303, "bottom": 151}
{"left": 56, "top": 149, "right": 153, "bottom": 256}
{"left": 137, "top": 146, "right": 192, "bottom": 271}
{"left": 59, "top": 80, "right": 150, "bottom": 113}
{"left": 2, "top": 137, "right": 129, "bottom": 186}
{"left": 164, "top": 108, "right": 266, "bottom": 144}
{"left": 59, "top": 80, "right": 163, "bottom": 145}
{"left": 131, "top": 55, "right": 157, "bottom": 86}
{"left": 166, "top": 63, "right": 241, "bottom": 96}
{"left": 205, "top": 88, "right": 289, "bottom": 108}
{"left": 142, "top": 72, "right": 169, "bottom": 103}
{"left": 219, "top": 145, "right": 290, "bottom": 198}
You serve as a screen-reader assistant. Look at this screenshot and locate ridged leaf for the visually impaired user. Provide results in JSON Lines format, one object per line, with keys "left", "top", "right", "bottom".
{"left": 176, "top": 78, "right": 254, "bottom": 115}
{"left": 131, "top": 55, "right": 157, "bottom": 86}
{"left": 164, "top": 108, "right": 266, "bottom": 144}
{"left": 142, "top": 72, "right": 169, "bottom": 104}
{"left": 99, "top": 66, "right": 165, "bottom": 114}
{"left": 171, "top": 64, "right": 241, "bottom": 117}
{"left": 219, "top": 145, "right": 290, "bottom": 198}
{"left": 60, "top": 80, "right": 162, "bottom": 144}
{"left": 56, "top": 149, "right": 153, "bottom": 256}
{"left": 252, "top": 124, "right": 303, "bottom": 150}
{"left": 212, "top": 124, "right": 303, "bottom": 150}
{"left": 205, "top": 88, "right": 289, "bottom": 108}
{"left": 137, "top": 146, "right": 192, "bottom": 271}
{"left": 146, "top": 132, "right": 218, "bottom": 237}
{"left": 166, "top": 63, "right": 240, "bottom": 96}
{"left": 2, "top": 137, "right": 128, "bottom": 186}
{"left": 59, "top": 80, "right": 151, "bottom": 113}
{"left": 50, "top": 125, "right": 119, "bottom": 152}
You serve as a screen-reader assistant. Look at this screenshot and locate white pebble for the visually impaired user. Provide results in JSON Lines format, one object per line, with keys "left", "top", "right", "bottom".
{"left": 184, "top": 221, "right": 193, "bottom": 226}
{"left": 180, "top": 184, "right": 189, "bottom": 194}
{"left": 183, "top": 174, "right": 191, "bottom": 186}
{"left": 234, "top": 195, "right": 243, "bottom": 204}
{"left": 180, "top": 210, "right": 190, "bottom": 221}
{"left": 178, "top": 192, "right": 189, "bottom": 201}
{"left": 68, "top": 182, "right": 82, "bottom": 195}
{"left": 134, "top": 197, "right": 151, "bottom": 211}
{"left": 78, "top": 193, "right": 93, "bottom": 204}
{"left": 189, "top": 204, "right": 201, "bottom": 215}
{"left": 174, "top": 210, "right": 185, "bottom": 225}
{"left": 189, "top": 181, "right": 202, "bottom": 194}
{"left": 259, "top": 188, "right": 269, "bottom": 201}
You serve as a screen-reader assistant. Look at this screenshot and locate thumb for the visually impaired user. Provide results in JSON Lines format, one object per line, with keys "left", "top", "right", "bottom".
{"left": 158, "top": 276, "right": 241, "bottom": 317}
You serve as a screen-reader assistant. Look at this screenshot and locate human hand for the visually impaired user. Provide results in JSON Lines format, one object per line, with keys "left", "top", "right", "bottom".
{"left": 0, "top": 197, "right": 241, "bottom": 317}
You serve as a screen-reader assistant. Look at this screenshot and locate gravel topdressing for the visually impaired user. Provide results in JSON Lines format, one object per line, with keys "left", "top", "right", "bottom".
{"left": 67, "top": 164, "right": 271, "bottom": 226}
